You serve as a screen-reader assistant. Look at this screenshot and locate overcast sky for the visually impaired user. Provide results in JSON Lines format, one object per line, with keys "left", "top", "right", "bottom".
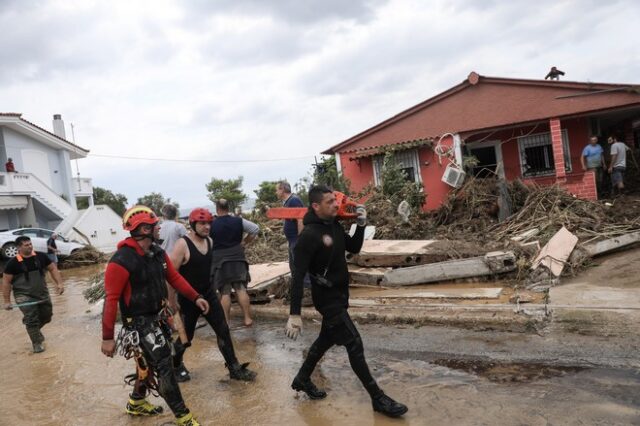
{"left": 1, "top": 0, "right": 638, "bottom": 208}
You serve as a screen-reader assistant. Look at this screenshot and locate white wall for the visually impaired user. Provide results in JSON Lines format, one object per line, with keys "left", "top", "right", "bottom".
{"left": 2, "top": 127, "right": 74, "bottom": 202}
{"left": 66, "top": 204, "right": 128, "bottom": 253}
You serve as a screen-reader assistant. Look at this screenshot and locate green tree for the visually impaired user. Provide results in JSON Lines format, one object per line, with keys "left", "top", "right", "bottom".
{"left": 253, "top": 180, "right": 279, "bottom": 211}
{"left": 77, "top": 186, "right": 128, "bottom": 215}
{"left": 136, "top": 192, "right": 179, "bottom": 215}
{"left": 205, "top": 176, "right": 247, "bottom": 210}
{"left": 380, "top": 151, "right": 426, "bottom": 210}
{"left": 313, "top": 156, "right": 351, "bottom": 194}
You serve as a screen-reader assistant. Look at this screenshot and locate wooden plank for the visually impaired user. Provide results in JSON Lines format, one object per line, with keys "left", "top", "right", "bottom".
{"left": 531, "top": 226, "right": 578, "bottom": 277}
{"left": 348, "top": 265, "right": 390, "bottom": 285}
{"left": 354, "top": 287, "right": 503, "bottom": 299}
{"left": 382, "top": 251, "right": 516, "bottom": 286}
{"left": 349, "top": 240, "right": 441, "bottom": 267}
{"left": 247, "top": 262, "right": 290, "bottom": 291}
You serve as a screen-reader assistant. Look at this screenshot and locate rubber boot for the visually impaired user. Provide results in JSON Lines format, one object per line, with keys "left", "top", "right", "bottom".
{"left": 125, "top": 396, "right": 164, "bottom": 416}
{"left": 372, "top": 392, "right": 408, "bottom": 418}
{"left": 291, "top": 375, "right": 327, "bottom": 400}
{"left": 175, "top": 362, "right": 191, "bottom": 383}
{"left": 32, "top": 342, "right": 45, "bottom": 353}
{"left": 228, "top": 362, "right": 257, "bottom": 382}
{"left": 175, "top": 412, "right": 200, "bottom": 426}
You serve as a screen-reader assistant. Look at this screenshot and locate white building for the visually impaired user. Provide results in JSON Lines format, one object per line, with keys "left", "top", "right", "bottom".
{"left": 0, "top": 113, "right": 127, "bottom": 252}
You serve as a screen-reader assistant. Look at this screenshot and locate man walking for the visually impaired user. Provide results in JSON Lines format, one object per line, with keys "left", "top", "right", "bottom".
{"left": 46, "top": 232, "right": 60, "bottom": 265}
{"left": 608, "top": 135, "right": 631, "bottom": 196}
{"left": 285, "top": 185, "right": 408, "bottom": 418}
{"left": 210, "top": 199, "right": 259, "bottom": 327}
{"left": 2, "top": 236, "right": 64, "bottom": 353}
{"left": 581, "top": 136, "right": 605, "bottom": 197}
{"left": 169, "top": 208, "right": 256, "bottom": 382}
{"left": 101, "top": 205, "right": 208, "bottom": 426}
{"left": 159, "top": 204, "right": 188, "bottom": 253}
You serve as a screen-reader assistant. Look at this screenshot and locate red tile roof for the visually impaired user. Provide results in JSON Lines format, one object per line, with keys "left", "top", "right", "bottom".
{"left": 324, "top": 72, "right": 640, "bottom": 154}
{"left": 0, "top": 113, "right": 89, "bottom": 153}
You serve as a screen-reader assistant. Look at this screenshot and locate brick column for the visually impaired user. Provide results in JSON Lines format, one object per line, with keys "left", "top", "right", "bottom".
{"left": 549, "top": 118, "right": 566, "bottom": 179}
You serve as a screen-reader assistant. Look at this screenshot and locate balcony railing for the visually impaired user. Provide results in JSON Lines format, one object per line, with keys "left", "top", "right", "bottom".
{"left": 72, "top": 177, "right": 93, "bottom": 196}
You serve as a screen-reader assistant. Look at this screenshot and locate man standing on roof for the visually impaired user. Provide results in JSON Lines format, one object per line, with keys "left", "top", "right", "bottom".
{"left": 210, "top": 199, "right": 258, "bottom": 327}
{"left": 169, "top": 207, "right": 257, "bottom": 383}
{"left": 159, "top": 204, "right": 188, "bottom": 253}
{"left": 2, "top": 236, "right": 64, "bottom": 353}
{"left": 285, "top": 185, "right": 408, "bottom": 418}
{"left": 101, "top": 205, "right": 208, "bottom": 426}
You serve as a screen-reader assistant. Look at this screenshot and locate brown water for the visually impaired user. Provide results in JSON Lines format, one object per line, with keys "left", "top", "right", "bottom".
{"left": 1, "top": 265, "right": 639, "bottom": 426}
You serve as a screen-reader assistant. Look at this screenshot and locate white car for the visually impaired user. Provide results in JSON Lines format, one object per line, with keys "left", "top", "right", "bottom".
{"left": 0, "top": 228, "right": 85, "bottom": 259}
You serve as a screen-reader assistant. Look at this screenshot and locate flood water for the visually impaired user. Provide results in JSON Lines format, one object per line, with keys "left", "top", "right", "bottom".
{"left": 1, "top": 265, "right": 639, "bottom": 426}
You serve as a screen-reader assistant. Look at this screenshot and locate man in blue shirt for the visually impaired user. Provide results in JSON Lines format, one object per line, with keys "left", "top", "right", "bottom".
{"left": 276, "top": 181, "right": 305, "bottom": 277}
{"left": 580, "top": 136, "right": 605, "bottom": 197}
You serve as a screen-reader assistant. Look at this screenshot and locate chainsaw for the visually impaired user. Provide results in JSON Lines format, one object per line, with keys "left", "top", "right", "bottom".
{"left": 266, "top": 191, "right": 359, "bottom": 220}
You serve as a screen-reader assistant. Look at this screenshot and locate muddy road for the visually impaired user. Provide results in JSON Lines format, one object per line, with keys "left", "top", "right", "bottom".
{"left": 1, "top": 265, "right": 639, "bottom": 426}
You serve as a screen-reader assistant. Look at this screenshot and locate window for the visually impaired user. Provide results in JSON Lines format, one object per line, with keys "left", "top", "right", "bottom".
{"left": 372, "top": 149, "right": 422, "bottom": 186}
{"left": 518, "top": 130, "right": 571, "bottom": 177}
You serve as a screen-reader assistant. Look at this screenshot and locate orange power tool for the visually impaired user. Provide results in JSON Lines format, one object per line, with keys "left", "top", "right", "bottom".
{"left": 266, "top": 191, "right": 359, "bottom": 220}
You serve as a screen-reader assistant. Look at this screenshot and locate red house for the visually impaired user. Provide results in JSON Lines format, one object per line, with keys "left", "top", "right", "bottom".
{"left": 324, "top": 72, "right": 640, "bottom": 210}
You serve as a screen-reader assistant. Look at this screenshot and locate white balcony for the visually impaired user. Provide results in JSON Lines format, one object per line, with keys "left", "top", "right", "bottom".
{"left": 0, "top": 172, "right": 73, "bottom": 218}
{"left": 72, "top": 177, "right": 93, "bottom": 196}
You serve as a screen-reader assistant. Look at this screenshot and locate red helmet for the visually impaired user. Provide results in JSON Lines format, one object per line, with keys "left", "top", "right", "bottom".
{"left": 122, "top": 205, "right": 159, "bottom": 231}
{"left": 189, "top": 208, "right": 213, "bottom": 224}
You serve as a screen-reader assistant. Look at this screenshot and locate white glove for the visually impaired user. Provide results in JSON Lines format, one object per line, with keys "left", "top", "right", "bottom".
{"left": 356, "top": 205, "right": 367, "bottom": 227}
{"left": 285, "top": 315, "right": 302, "bottom": 340}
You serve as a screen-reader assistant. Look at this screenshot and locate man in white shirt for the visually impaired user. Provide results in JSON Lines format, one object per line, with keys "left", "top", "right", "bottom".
{"left": 159, "top": 204, "right": 187, "bottom": 253}
{"left": 607, "top": 136, "right": 631, "bottom": 196}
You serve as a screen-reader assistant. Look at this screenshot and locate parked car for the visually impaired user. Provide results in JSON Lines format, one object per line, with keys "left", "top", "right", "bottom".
{"left": 0, "top": 228, "right": 86, "bottom": 259}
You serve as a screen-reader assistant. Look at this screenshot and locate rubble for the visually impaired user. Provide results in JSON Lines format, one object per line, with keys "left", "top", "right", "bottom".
{"left": 58, "top": 246, "right": 109, "bottom": 269}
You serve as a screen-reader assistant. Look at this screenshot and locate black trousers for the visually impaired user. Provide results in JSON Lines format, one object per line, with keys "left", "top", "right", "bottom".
{"left": 297, "top": 310, "right": 381, "bottom": 398}
{"left": 129, "top": 316, "right": 189, "bottom": 417}
{"left": 176, "top": 287, "right": 237, "bottom": 367}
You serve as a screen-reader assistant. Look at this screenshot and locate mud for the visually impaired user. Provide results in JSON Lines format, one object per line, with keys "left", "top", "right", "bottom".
{"left": 1, "top": 265, "right": 639, "bottom": 426}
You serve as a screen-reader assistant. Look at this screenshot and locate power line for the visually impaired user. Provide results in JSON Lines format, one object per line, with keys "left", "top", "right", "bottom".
{"left": 87, "top": 153, "right": 317, "bottom": 163}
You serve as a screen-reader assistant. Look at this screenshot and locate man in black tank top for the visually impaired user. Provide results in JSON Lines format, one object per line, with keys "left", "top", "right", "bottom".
{"left": 168, "top": 208, "right": 256, "bottom": 382}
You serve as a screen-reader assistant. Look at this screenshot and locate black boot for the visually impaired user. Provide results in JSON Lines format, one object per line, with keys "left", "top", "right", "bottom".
{"left": 372, "top": 392, "right": 408, "bottom": 418}
{"left": 175, "top": 362, "right": 191, "bottom": 382}
{"left": 291, "top": 375, "right": 327, "bottom": 400}
{"left": 228, "top": 362, "right": 257, "bottom": 382}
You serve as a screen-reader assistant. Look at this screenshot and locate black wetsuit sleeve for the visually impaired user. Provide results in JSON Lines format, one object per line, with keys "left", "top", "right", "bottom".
{"left": 344, "top": 224, "right": 365, "bottom": 254}
{"left": 289, "top": 230, "right": 317, "bottom": 316}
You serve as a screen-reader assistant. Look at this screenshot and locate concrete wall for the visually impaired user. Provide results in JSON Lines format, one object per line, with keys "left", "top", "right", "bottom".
{"left": 66, "top": 204, "right": 129, "bottom": 252}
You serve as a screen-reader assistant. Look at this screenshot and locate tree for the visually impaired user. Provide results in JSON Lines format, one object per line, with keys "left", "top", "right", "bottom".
{"left": 77, "top": 186, "right": 128, "bottom": 215}
{"left": 205, "top": 176, "right": 247, "bottom": 210}
{"left": 313, "top": 156, "right": 351, "bottom": 194}
{"left": 136, "top": 192, "right": 179, "bottom": 215}
{"left": 253, "top": 181, "right": 279, "bottom": 210}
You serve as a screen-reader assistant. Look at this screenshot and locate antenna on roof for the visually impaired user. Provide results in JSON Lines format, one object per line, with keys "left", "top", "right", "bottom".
{"left": 70, "top": 123, "right": 81, "bottom": 190}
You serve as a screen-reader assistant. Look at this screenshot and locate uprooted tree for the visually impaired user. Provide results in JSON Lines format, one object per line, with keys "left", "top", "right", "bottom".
{"left": 206, "top": 176, "right": 247, "bottom": 211}
{"left": 137, "top": 192, "right": 179, "bottom": 215}
{"left": 378, "top": 151, "right": 426, "bottom": 211}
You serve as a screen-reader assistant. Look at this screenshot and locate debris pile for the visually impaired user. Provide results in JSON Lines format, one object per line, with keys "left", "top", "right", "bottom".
{"left": 82, "top": 272, "right": 106, "bottom": 303}
{"left": 59, "top": 246, "right": 109, "bottom": 269}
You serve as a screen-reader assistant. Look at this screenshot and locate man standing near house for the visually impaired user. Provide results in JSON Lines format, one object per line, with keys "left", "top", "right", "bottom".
{"left": 276, "top": 181, "right": 304, "bottom": 273}
{"left": 169, "top": 208, "right": 256, "bottom": 382}
{"left": 46, "top": 233, "right": 59, "bottom": 265}
{"left": 210, "top": 199, "right": 259, "bottom": 327}
{"left": 159, "top": 204, "right": 187, "bottom": 253}
{"left": 5, "top": 157, "right": 16, "bottom": 172}
{"left": 101, "top": 205, "right": 207, "bottom": 426}
{"left": 607, "top": 136, "right": 631, "bottom": 196}
{"left": 581, "top": 136, "right": 605, "bottom": 197}
{"left": 2, "top": 236, "right": 64, "bottom": 353}
{"left": 285, "top": 185, "right": 408, "bottom": 418}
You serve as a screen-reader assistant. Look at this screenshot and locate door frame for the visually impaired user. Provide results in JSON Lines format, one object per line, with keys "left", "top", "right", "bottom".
{"left": 467, "top": 139, "right": 504, "bottom": 179}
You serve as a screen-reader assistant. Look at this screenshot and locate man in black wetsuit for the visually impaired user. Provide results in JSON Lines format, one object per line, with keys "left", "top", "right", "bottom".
{"left": 169, "top": 208, "right": 256, "bottom": 382}
{"left": 285, "top": 185, "right": 408, "bottom": 418}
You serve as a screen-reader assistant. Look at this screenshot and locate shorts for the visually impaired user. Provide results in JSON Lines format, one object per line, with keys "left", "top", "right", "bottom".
{"left": 611, "top": 166, "right": 626, "bottom": 186}
{"left": 47, "top": 253, "right": 58, "bottom": 264}
{"left": 219, "top": 281, "right": 247, "bottom": 295}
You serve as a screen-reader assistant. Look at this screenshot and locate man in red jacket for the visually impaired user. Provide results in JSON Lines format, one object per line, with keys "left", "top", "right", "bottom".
{"left": 101, "top": 205, "right": 209, "bottom": 426}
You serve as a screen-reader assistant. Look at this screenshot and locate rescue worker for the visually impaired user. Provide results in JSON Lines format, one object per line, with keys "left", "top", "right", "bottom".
{"left": 2, "top": 236, "right": 64, "bottom": 353}
{"left": 169, "top": 207, "right": 257, "bottom": 382}
{"left": 101, "top": 206, "right": 208, "bottom": 426}
{"left": 285, "top": 185, "right": 408, "bottom": 418}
